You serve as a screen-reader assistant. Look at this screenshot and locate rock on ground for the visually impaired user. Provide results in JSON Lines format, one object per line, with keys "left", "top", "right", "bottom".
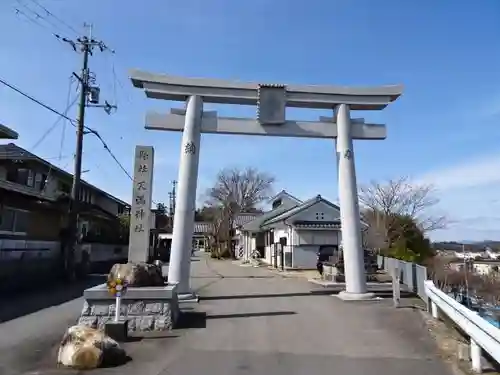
{"left": 57, "top": 325, "right": 127, "bottom": 370}
{"left": 108, "top": 262, "right": 164, "bottom": 287}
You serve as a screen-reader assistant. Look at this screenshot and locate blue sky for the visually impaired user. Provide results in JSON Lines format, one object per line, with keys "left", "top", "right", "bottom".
{"left": 1, "top": 0, "right": 500, "bottom": 242}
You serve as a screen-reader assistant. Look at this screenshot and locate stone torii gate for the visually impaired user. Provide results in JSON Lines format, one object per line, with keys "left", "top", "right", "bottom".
{"left": 130, "top": 70, "right": 403, "bottom": 301}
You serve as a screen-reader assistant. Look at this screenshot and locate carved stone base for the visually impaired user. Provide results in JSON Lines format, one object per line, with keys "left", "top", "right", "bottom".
{"left": 78, "top": 284, "right": 179, "bottom": 333}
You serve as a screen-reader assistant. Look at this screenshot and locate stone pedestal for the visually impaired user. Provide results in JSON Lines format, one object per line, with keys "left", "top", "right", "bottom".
{"left": 336, "top": 291, "right": 376, "bottom": 301}
{"left": 79, "top": 284, "right": 179, "bottom": 333}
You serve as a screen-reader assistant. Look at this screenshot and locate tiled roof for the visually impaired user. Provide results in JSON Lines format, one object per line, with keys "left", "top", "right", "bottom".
{"left": 194, "top": 213, "right": 262, "bottom": 234}
{"left": 233, "top": 212, "right": 262, "bottom": 227}
{"left": 241, "top": 202, "right": 299, "bottom": 232}
{"left": 268, "top": 190, "right": 302, "bottom": 205}
{"left": 293, "top": 220, "right": 341, "bottom": 229}
{"left": 194, "top": 222, "right": 213, "bottom": 234}
{"left": 0, "top": 124, "right": 18, "bottom": 139}
{"left": 262, "top": 195, "right": 341, "bottom": 227}
{"left": 0, "top": 143, "right": 129, "bottom": 206}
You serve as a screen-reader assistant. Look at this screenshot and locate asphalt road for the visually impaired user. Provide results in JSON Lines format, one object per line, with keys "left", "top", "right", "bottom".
{"left": 87, "top": 256, "right": 455, "bottom": 375}
{"left": 0, "top": 257, "right": 454, "bottom": 375}
{"left": 0, "top": 275, "right": 105, "bottom": 375}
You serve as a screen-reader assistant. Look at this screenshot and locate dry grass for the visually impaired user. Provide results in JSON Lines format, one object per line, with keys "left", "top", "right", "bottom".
{"left": 422, "top": 311, "right": 500, "bottom": 375}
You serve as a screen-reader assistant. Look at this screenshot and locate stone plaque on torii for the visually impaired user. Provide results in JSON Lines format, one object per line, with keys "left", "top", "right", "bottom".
{"left": 130, "top": 70, "right": 403, "bottom": 301}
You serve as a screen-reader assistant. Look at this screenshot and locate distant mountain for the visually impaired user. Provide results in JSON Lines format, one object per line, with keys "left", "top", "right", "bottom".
{"left": 432, "top": 240, "right": 500, "bottom": 251}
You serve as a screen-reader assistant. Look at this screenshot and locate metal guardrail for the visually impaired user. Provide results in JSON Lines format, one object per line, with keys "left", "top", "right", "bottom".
{"left": 425, "top": 280, "right": 500, "bottom": 373}
{"left": 378, "top": 256, "right": 427, "bottom": 301}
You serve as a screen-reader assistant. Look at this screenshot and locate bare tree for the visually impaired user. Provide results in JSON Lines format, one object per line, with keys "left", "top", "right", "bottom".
{"left": 359, "top": 177, "right": 447, "bottom": 250}
{"left": 206, "top": 167, "right": 275, "bottom": 210}
{"left": 359, "top": 177, "right": 446, "bottom": 232}
{"left": 204, "top": 167, "right": 275, "bottom": 257}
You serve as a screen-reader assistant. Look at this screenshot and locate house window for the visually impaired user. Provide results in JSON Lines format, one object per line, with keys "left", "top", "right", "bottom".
{"left": 272, "top": 199, "right": 282, "bottom": 209}
{"left": 27, "top": 170, "right": 34, "bottom": 187}
{"left": 58, "top": 181, "right": 71, "bottom": 194}
{"left": 34, "top": 173, "right": 47, "bottom": 191}
{"left": 6, "top": 167, "right": 32, "bottom": 186}
{"left": 0, "top": 207, "right": 30, "bottom": 234}
{"left": 315, "top": 212, "right": 325, "bottom": 220}
{"left": 80, "top": 189, "right": 91, "bottom": 203}
{"left": 279, "top": 237, "right": 287, "bottom": 246}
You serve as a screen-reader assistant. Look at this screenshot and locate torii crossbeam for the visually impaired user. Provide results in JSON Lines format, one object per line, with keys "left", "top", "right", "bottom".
{"left": 130, "top": 69, "right": 403, "bottom": 301}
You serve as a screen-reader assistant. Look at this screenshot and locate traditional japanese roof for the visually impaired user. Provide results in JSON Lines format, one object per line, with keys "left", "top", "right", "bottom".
{"left": 233, "top": 212, "right": 262, "bottom": 227}
{"left": 293, "top": 220, "right": 341, "bottom": 229}
{"left": 194, "top": 222, "right": 212, "bottom": 234}
{"left": 194, "top": 213, "right": 262, "bottom": 234}
{"left": 262, "top": 195, "right": 340, "bottom": 227}
{"left": 268, "top": 190, "right": 302, "bottom": 205}
{"left": 0, "top": 143, "right": 129, "bottom": 207}
{"left": 0, "top": 124, "right": 18, "bottom": 139}
{"left": 240, "top": 200, "right": 300, "bottom": 232}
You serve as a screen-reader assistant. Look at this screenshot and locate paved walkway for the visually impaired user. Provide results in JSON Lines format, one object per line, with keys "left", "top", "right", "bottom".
{"left": 5, "top": 255, "right": 454, "bottom": 375}
{"left": 123, "top": 255, "right": 453, "bottom": 375}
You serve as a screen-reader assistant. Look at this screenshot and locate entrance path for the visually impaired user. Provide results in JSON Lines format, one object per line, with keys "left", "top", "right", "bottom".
{"left": 155, "top": 255, "right": 453, "bottom": 375}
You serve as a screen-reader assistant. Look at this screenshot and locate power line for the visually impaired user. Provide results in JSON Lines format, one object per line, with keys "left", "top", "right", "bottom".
{"left": 0, "top": 76, "right": 131, "bottom": 183}
{"left": 14, "top": 7, "right": 53, "bottom": 32}
{"left": 31, "top": 77, "right": 78, "bottom": 151}
{"left": 88, "top": 130, "right": 133, "bottom": 181}
{"left": 15, "top": 0, "right": 69, "bottom": 37}
{"left": 0, "top": 76, "right": 76, "bottom": 125}
{"left": 26, "top": 0, "right": 80, "bottom": 36}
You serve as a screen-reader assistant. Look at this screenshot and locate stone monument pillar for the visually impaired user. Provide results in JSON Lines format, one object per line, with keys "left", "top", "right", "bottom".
{"left": 335, "top": 104, "right": 374, "bottom": 300}
{"left": 128, "top": 146, "right": 154, "bottom": 263}
{"left": 168, "top": 95, "right": 203, "bottom": 298}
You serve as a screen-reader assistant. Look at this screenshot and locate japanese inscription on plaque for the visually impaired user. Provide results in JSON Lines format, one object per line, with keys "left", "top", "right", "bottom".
{"left": 128, "top": 146, "right": 154, "bottom": 263}
{"left": 343, "top": 149, "right": 353, "bottom": 160}
{"left": 184, "top": 141, "right": 196, "bottom": 155}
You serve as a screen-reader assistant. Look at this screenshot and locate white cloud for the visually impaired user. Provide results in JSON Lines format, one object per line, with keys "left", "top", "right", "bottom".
{"left": 414, "top": 153, "right": 500, "bottom": 191}
{"left": 412, "top": 153, "right": 500, "bottom": 241}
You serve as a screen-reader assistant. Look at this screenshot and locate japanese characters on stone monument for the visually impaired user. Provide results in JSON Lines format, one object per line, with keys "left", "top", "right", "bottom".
{"left": 128, "top": 146, "right": 154, "bottom": 263}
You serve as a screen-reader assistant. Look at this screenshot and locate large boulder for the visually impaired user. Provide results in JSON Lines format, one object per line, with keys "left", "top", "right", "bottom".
{"left": 57, "top": 325, "right": 127, "bottom": 369}
{"left": 108, "top": 262, "right": 164, "bottom": 287}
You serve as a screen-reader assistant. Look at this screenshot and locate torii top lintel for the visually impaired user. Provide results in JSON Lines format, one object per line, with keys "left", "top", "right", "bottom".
{"left": 130, "top": 69, "right": 403, "bottom": 111}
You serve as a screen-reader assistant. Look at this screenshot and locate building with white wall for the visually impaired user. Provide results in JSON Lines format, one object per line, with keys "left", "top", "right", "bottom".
{"left": 237, "top": 190, "right": 367, "bottom": 270}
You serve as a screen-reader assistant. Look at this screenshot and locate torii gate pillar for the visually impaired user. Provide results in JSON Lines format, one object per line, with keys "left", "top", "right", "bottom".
{"left": 130, "top": 70, "right": 403, "bottom": 301}
{"left": 168, "top": 96, "right": 203, "bottom": 299}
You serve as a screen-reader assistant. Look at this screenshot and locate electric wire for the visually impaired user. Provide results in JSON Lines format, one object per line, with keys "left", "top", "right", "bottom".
{"left": 0, "top": 77, "right": 134, "bottom": 190}
{"left": 0, "top": 77, "right": 76, "bottom": 125}
{"left": 15, "top": 0, "right": 70, "bottom": 38}
{"left": 25, "top": 0, "right": 81, "bottom": 36}
{"left": 14, "top": 7, "right": 54, "bottom": 33}
{"left": 31, "top": 77, "right": 77, "bottom": 151}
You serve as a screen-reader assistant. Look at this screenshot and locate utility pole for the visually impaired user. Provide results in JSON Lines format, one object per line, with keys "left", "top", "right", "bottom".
{"left": 168, "top": 192, "right": 173, "bottom": 216}
{"left": 172, "top": 180, "right": 177, "bottom": 216}
{"left": 60, "top": 23, "right": 117, "bottom": 280}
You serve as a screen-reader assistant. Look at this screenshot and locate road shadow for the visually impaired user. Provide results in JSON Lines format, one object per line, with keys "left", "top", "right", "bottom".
{"left": 0, "top": 274, "right": 105, "bottom": 323}
{"left": 126, "top": 333, "right": 180, "bottom": 342}
{"left": 191, "top": 275, "right": 275, "bottom": 279}
{"left": 100, "top": 352, "right": 133, "bottom": 368}
{"left": 200, "top": 292, "right": 316, "bottom": 301}
{"left": 200, "top": 290, "right": 416, "bottom": 301}
{"left": 176, "top": 310, "right": 296, "bottom": 329}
